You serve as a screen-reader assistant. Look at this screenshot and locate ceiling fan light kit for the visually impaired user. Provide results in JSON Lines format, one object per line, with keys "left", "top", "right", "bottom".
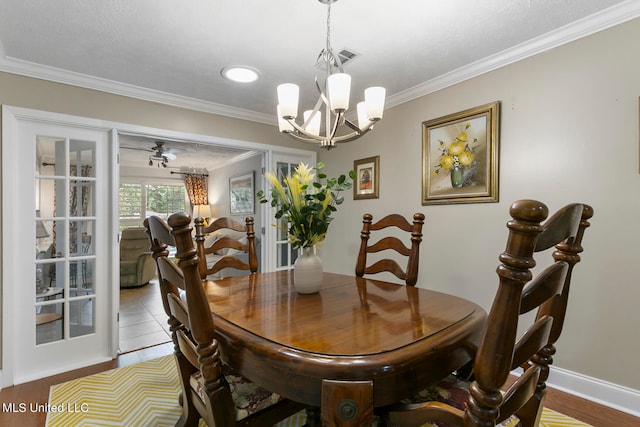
{"left": 276, "top": 0, "right": 385, "bottom": 150}
{"left": 122, "top": 141, "right": 183, "bottom": 168}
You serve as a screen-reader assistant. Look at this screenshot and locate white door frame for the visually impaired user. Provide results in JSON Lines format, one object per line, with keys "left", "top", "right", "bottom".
{"left": 1, "top": 106, "right": 116, "bottom": 386}
{"left": 1, "top": 105, "right": 315, "bottom": 387}
{"left": 261, "top": 150, "right": 317, "bottom": 271}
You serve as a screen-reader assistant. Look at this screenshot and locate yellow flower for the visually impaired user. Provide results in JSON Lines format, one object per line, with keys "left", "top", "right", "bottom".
{"left": 265, "top": 172, "right": 287, "bottom": 201}
{"left": 458, "top": 150, "right": 474, "bottom": 166}
{"left": 294, "top": 162, "right": 315, "bottom": 186}
{"left": 448, "top": 141, "right": 465, "bottom": 156}
{"left": 440, "top": 155, "right": 455, "bottom": 169}
{"left": 457, "top": 132, "right": 468, "bottom": 142}
{"left": 285, "top": 175, "right": 303, "bottom": 211}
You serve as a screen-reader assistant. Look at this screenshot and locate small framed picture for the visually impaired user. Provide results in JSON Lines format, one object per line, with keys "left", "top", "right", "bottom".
{"left": 353, "top": 156, "right": 379, "bottom": 200}
{"left": 229, "top": 172, "right": 254, "bottom": 214}
{"left": 422, "top": 101, "right": 500, "bottom": 205}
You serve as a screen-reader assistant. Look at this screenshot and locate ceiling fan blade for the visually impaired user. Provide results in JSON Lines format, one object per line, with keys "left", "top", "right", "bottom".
{"left": 121, "top": 146, "right": 153, "bottom": 153}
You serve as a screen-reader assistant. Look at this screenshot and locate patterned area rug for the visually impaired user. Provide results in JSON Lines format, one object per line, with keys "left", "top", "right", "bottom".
{"left": 47, "top": 355, "right": 591, "bottom": 426}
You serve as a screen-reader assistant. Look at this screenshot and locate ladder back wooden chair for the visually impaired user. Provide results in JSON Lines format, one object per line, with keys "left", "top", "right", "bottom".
{"left": 194, "top": 216, "right": 258, "bottom": 280}
{"left": 355, "top": 213, "right": 425, "bottom": 286}
{"left": 378, "top": 200, "right": 593, "bottom": 427}
{"left": 154, "top": 212, "right": 305, "bottom": 427}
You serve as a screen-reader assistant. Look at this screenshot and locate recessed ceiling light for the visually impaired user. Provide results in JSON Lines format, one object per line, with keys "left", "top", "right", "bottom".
{"left": 221, "top": 66, "right": 259, "bottom": 83}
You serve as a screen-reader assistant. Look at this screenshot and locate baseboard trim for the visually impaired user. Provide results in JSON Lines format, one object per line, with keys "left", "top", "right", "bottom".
{"left": 548, "top": 366, "right": 640, "bottom": 418}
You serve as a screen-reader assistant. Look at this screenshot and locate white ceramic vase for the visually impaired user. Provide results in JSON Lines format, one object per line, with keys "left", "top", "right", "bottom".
{"left": 293, "top": 246, "right": 323, "bottom": 294}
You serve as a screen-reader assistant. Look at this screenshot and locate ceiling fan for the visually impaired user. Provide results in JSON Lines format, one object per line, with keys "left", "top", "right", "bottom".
{"left": 121, "top": 141, "right": 184, "bottom": 167}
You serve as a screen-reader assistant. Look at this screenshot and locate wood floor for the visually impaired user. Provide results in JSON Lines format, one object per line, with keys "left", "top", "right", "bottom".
{"left": 1, "top": 282, "right": 637, "bottom": 427}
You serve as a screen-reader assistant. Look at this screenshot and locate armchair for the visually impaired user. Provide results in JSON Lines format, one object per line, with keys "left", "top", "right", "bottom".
{"left": 120, "top": 227, "right": 156, "bottom": 288}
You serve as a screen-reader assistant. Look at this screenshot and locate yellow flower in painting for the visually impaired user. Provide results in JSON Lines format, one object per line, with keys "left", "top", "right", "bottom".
{"left": 440, "top": 155, "right": 455, "bottom": 169}
{"left": 456, "top": 132, "right": 468, "bottom": 142}
{"left": 448, "top": 141, "right": 465, "bottom": 156}
{"left": 458, "top": 150, "right": 474, "bottom": 166}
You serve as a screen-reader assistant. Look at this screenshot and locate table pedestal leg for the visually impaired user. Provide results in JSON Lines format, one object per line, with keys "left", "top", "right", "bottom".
{"left": 303, "top": 407, "right": 322, "bottom": 426}
{"left": 321, "top": 379, "right": 373, "bottom": 426}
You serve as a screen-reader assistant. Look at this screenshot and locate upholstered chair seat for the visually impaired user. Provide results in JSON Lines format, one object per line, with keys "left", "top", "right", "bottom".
{"left": 189, "top": 363, "right": 285, "bottom": 422}
{"left": 400, "top": 375, "right": 521, "bottom": 427}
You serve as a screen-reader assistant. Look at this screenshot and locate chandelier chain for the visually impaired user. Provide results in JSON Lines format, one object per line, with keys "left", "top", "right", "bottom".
{"left": 326, "top": 1, "right": 331, "bottom": 54}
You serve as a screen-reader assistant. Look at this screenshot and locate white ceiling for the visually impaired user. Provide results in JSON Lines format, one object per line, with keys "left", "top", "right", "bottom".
{"left": 3, "top": 0, "right": 640, "bottom": 167}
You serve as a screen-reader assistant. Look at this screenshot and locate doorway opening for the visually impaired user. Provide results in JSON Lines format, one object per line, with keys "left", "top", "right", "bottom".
{"left": 116, "top": 132, "right": 266, "bottom": 354}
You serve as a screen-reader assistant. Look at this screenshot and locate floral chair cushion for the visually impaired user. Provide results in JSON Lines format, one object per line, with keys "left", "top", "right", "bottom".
{"left": 403, "top": 374, "right": 521, "bottom": 427}
{"left": 189, "top": 363, "right": 284, "bottom": 421}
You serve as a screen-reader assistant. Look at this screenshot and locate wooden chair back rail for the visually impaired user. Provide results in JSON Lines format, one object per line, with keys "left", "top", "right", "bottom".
{"left": 194, "top": 216, "right": 258, "bottom": 279}
{"left": 380, "top": 200, "right": 593, "bottom": 427}
{"left": 356, "top": 212, "right": 425, "bottom": 286}
{"left": 144, "top": 216, "right": 182, "bottom": 343}
{"left": 167, "top": 213, "right": 307, "bottom": 426}
{"left": 367, "top": 236, "right": 411, "bottom": 256}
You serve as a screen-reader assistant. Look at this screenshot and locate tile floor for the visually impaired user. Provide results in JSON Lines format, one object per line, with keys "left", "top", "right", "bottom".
{"left": 119, "top": 278, "right": 171, "bottom": 354}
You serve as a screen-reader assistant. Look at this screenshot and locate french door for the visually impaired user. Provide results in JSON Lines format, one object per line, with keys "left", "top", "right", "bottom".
{"left": 263, "top": 152, "right": 315, "bottom": 271}
{"left": 2, "top": 106, "right": 114, "bottom": 385}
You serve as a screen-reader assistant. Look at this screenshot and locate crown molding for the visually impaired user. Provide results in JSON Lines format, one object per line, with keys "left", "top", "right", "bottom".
{"left": 0, "top": 54, "right": 276, "bottom": 125}
{"left": 1, "top": 1, "right": 639, "bottom": 124}
{"left": 386, "top": 0, "right": 640, "bottom": 109}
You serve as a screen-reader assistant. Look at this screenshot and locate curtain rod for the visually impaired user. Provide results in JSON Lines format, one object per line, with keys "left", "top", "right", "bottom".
{"left": 170, "top": 171, "right": 209, "bottom": 177}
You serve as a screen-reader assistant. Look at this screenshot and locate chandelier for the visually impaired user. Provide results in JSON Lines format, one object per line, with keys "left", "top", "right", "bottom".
{"left": 276, "top": 0, "right": 385, "bottom": 150}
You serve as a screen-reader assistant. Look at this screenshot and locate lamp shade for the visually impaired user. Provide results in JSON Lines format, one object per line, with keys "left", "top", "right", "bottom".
{"left": 365, "top": 86, "right": 386, "bottom": 120}
{"left": 357, "top": 101, "right": 369, "bottom": 130}
{"left": 193, "top": 204, "right": 211, "bottom": 219}
{"left": 303, "top": 110, "right": 321, "bottom": 136}
{"left": 35, "top": 221, "right": 49, "bottom": 238}
{"left": 277, "top": 83, "right": 299, "bottom": 119}
{"left": 327, "top": 73, "right": 351, "bottom": 111}
{"left": 277, "top": 105, "right": 294, "bottom": 132}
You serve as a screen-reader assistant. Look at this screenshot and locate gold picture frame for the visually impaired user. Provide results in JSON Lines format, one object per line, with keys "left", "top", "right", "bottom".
{"left": 354, "top": 156, "right": 379, "bottom": 200}
{"left": 422, "top": 101, "right": 500, "bottom": 205}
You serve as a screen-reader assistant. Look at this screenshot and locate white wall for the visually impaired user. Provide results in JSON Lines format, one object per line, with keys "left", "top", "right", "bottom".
{"left": 208, "top": 152, "right": 263, "bottom": 232}
{"left": 319, "top": 16, "right": 640, "bottom": 402}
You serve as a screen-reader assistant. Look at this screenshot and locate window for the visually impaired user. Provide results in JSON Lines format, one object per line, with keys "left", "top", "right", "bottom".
{"left": 119, "top": 181, "right": 187, "bottom": 229}
{"left": 146, "top": 184, "right": 186, "bottom": 218}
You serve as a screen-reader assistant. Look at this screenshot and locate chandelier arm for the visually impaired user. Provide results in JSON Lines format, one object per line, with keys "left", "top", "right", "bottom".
{"left": 283, "top": 117, "right": 330, "bottom": 143}
{"left": 314, "top": 75, "right": 330, "bottom": 107}
{"left": 343, "top": 117, "right": 378, "bottom": 134}
{"left": 284, "top": 132, "right": 329, "bottom": 145}
{"left": 328, "top": 110, "right": 344, "bottom": 141}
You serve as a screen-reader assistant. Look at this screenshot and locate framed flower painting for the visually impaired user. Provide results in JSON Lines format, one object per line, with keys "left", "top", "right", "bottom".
{"left": 422, "top": 101, "right": 500, "bottom": 205}
{"left": 354, "top": 156, "right": 379, "bottom": 200}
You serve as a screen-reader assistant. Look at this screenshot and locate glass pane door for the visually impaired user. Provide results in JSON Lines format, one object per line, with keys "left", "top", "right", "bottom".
{"left": 35, "top": 137, "right": 97, "bottom": 345}
{"left": 274, "top": 161, "right": 299, "bottom": 270}
{"left": 3, "top": 106, "right": 112, "bottom": 385}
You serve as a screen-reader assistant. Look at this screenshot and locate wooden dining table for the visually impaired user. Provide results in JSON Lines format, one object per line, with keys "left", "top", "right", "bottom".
{"left": 202, "top": 270, "right": 487, "bottom": 426}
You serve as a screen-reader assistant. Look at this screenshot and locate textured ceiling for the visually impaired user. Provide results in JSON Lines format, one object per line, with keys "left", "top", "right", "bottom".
{"left": 2, "top": 0, "right": 639, "bottom": 167}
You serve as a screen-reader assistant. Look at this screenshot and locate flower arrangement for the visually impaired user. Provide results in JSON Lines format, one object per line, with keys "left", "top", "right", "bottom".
{"left": 434, "top": 122, "right": 479, "bottom": 182}
{"left": 257, "top": 162, "right": 354, "bottom": 249}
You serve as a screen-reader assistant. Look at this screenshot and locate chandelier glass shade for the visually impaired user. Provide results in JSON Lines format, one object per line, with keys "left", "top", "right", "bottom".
{"left": 276, "top": 0, "right": 385, "bottom": 149}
